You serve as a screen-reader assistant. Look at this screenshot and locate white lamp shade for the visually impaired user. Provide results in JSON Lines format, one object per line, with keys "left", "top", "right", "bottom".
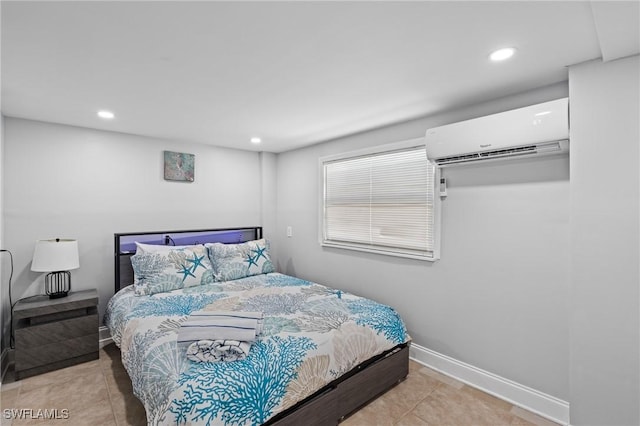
{"left": 31, "top": 239, "right": 80, "bottom": 272}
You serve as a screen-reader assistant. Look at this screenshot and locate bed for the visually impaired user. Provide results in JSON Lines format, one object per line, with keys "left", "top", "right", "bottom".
{"left": 106, "top": 227, "right": 410, "bottom": 426}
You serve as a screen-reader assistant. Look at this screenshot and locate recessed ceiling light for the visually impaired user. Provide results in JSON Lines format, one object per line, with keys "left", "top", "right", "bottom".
{"left": 250, "top": 137, "right": 262, "bottom": 144}
{"left": 489, "top": 47, "right": 516, "bottom": 62}
{"left": 97, "top": 110, "right": 115, "bottom": 119}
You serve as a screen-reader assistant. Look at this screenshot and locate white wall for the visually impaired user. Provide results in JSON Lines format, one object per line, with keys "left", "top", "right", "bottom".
{"left": 259, "top": 152, "right": 278, "bottom": 245}
{"left": 275, "top": 83, "right": 571, "bottom": 401}
{"left": 2, "top": 118, "right": 263, "bottom": 333}
{"left": 0, "top": 1, "right": 4, "bottom": 366}
{"left": 0, "top": 114, "right": 6, "bottom": 361}
{"left": 568, "top": 56, "right": 639, "bottom": 426}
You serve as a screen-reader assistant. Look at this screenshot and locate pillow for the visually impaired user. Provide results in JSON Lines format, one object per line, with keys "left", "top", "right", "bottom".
{"left": 131, "top": 245, "right": 215, "bottom": 296}
{"left": 135, "top": 242, "right": 201, "bottom": 253}
{"left": 206, "top": 238, "right": 275, "bottom": 282}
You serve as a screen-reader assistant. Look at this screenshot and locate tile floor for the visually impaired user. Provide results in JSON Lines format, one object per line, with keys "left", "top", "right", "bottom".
{"left": 0, "top": 344, "right": 560, "bottom": 426}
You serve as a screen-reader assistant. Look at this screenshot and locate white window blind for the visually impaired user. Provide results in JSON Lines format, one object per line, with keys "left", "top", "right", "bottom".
{"left": 322, "top": 144, "right": 436, "bottom": 260}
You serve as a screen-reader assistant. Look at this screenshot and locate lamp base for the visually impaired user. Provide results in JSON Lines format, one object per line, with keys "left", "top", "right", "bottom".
{"left": 45, "top": 271, "right": 71, "bottom": 299}
{"left": 48, "top": 291, "right": 69, "bottom": 299}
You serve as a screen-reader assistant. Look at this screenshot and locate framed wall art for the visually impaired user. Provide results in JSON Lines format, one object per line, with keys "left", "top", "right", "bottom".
{"left": 164, "top": 151, "right": 195, "bottom": 182}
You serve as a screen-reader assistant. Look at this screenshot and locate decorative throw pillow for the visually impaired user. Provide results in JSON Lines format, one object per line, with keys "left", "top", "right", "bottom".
{"left": 131, "top": 245, "right": 215, "bottom": 296}
{"left": 206, "top": 239, "right": 275, "bottom": 282}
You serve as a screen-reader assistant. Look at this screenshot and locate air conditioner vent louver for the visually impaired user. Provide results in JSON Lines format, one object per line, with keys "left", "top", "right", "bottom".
{"left": 434, "top": 141, "right": 565, "bottom": 166}
{"left": 435, "top": 153, "right": 481, "bottom": 165}
{"left": 479, "top": 145, "right": 537, "bottom": 158}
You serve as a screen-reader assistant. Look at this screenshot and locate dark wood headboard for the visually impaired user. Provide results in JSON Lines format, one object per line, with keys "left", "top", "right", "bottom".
{"left": 113, "top": 227, "right": 263, "bottom": 293}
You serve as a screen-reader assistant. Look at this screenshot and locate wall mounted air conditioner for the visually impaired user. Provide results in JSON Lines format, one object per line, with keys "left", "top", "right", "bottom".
{"left": 425, "top": 98, "right": 569, "bottom": 167}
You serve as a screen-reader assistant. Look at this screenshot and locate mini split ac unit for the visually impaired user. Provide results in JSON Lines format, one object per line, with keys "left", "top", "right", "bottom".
{"left": 425, "top": 98, "right": 569, "bottom": 167}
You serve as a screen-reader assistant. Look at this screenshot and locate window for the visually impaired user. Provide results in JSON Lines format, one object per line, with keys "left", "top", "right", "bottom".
{"left": 320, "top": 138, "right": 440, "bottom": 260}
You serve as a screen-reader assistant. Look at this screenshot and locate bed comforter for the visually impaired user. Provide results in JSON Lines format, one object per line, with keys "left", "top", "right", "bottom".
{"left": 105, "top": 272, "right": 409, "bottom": 426}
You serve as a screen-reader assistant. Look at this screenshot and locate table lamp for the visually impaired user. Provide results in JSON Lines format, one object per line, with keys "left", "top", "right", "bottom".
{"left": 31, "top": 238, "right": 79, "bottom": 299}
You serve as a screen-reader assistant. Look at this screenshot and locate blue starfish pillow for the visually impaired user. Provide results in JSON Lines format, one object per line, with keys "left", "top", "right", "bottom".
{"left": 130, "top": 245, "right": 215, "bottom": 296}
{"left": 206, "top": 239, "right": 275, "bottom": 282}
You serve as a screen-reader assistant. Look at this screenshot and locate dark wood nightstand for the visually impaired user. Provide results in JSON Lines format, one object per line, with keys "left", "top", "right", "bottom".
{"left": 13, "top": 289, "right": 99, "bottom": 380}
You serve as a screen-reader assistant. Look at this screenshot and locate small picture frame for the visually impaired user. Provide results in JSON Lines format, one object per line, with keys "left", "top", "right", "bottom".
{"left": 164, "top": 151, "right": 195, "bottom": 182}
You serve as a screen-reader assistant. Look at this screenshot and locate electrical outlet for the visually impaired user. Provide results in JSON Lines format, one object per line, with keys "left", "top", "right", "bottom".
{"left": 286, "top": 226, "right": 293, "bottom": 238}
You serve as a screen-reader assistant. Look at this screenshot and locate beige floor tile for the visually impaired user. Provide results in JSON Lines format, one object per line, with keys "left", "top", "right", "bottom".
{"left": 341, "top": 401, "right": 395, "bottom": 426}
{"left": 412, "top": 382, "right": 516, "bottom": 426}
{"left": 510, "top": 406, "right": 560, "bottom": 426}
{"left": 101, "top": 345, "right": 146, "bottom": 425}
{"left": 104, "top": 372, "right": 146, "bottom": 425}
{"left": 1, "top": 386, "right": 21, "bottom": 426}
{"left": 18, "top": 360, "right": 101, "bottom": 393}
{"left": 357, "top": 393, "right": 404, "bottom": 424}
{"left": 102, "top": 354, "right": 145, "bottom": 426}
{"left": 511, "top": 416, "right": 538, "bottom": 426}
{"left": 9, "top": 369, "right": 114, "bottom": 426}
{"left": 1, "top": 388, "right": 21, "bottom": 410}
{"left": 103, "top": 362, "right": 132, "bottom": 391}
{"left": 408, "top": 359, "right": 423, "bottom": 373}
{"left": 373, "top": 370, "right": 441, "bottom": 419}
{"left": 107, "top": 390, "right": 146, "bottom": 426}
{"left": 11, "top": 401, "right": 116, "bottom": 426}
{"left": 417, "top": 366, "right": 465, "bottom": 390}
{"left": 65, "top": 402, "right": 117, "bottom": 426}
{"left": 0, "top": 381, "right": 21, "bottom": 392}
{"left": 395, "top": 412, "right": 429, "bottom": 426}
{"left": 340, "top": 364, "right": 441, "bottom": 424}
{"left": 15, "top": 368, "right": 109, "bottom": 419}
{"left": 461, "top": 385, "right": 514, "bottom": 412}
{"left": 100, "top": 343, "right": 124, "bottom": 371}
{"left": 1, "top": 413, "right": 13, "bottom": 425}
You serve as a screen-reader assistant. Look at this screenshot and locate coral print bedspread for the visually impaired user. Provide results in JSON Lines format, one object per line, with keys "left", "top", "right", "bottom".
{"left": 105, "top": 272, "right": 409, "bottom": 426}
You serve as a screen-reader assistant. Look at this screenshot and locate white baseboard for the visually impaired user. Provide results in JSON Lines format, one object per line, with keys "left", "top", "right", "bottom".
{"left": 409, "top": 343, "right": 570, "bottom": 426}
{"left": 99, "top": 326, "right": 113, "bottom": 348}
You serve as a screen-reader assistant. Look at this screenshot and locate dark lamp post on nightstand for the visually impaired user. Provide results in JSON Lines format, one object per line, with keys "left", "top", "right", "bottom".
{"left": 31, "top": 238, "right": 80, "bottom": 299}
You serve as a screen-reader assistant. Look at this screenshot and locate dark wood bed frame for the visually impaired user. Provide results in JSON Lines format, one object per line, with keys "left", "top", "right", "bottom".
{"left": 114, "top": 227, "right": 409, "bottom": 425}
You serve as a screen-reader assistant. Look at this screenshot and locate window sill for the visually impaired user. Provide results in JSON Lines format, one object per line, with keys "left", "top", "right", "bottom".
{"left": 321, "top": 241, "right": 439, "bottom": 262}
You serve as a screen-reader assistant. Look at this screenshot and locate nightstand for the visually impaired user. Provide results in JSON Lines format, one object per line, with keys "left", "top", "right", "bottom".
{"left": 13, "top": 289, "right": 99, "bottom": 380}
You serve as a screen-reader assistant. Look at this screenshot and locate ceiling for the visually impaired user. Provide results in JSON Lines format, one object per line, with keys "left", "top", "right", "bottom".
{"left": 1, "top": 1, "right": 638, "bottom": 153}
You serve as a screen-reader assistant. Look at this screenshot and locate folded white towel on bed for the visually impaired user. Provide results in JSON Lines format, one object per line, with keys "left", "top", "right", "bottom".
{"left": 177, "top": 311, "right": 264, "bottom": 343}
{"left": 186, "top": 339, "right": 253, "bottom": 363}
